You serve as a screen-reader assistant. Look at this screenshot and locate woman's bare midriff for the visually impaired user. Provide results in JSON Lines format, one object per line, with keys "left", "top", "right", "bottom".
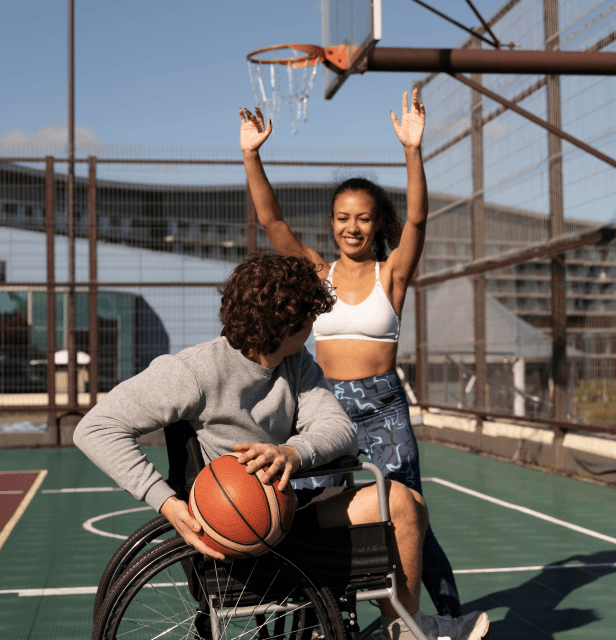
{"left": 315, "top": 340, "right": 398, "bottom": 381}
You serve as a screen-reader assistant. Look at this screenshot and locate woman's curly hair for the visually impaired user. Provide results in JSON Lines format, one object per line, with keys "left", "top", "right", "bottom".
{"left": 331, "top": 178, "right": 402, "bottom": 261}
{"left": 219, "top": 253, "right": 335, "bottom": 356}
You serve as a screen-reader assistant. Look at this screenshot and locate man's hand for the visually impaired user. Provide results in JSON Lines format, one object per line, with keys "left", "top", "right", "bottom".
{"left": 234, "top": 443, "right": 301, "bottom": 492}
{"left": 160, "top": 495, "right": 227, "bottom": 561}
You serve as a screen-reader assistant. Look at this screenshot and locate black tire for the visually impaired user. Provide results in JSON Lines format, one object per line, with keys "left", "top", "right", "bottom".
{"left": 93, "top": 537, "right": 347, "bottom": 640}
{"left": 93, "top": 515, "right": 175, "bottom": 622}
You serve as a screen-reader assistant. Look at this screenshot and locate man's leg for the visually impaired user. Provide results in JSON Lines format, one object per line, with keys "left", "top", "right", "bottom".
{"left": 314, "top": 480, "right": 428, "bottom": 617}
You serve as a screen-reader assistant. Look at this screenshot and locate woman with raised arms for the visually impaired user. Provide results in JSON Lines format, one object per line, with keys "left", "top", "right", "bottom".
{"left": 239, "top": 89, "right": 461, "bottom": 617}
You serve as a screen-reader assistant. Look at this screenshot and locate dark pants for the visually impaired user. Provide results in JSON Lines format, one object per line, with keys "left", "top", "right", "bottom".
{"left": 294, "top": 370, "right": 462, "bottom": 617}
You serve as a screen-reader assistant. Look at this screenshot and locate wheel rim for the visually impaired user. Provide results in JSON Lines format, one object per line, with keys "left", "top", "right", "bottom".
{"left": 101, "top": 542, "right": 340, "bottom": 640}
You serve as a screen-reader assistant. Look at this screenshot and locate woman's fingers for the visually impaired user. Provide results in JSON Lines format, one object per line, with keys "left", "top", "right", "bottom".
{"left": 390, "top": 110, "right": 401, "bottom": 138}
{"left": 255, "top": 107, "right": 266, "bottom": 129}
{"left": 402, "top": 89, "right": 409, "bottom": 115}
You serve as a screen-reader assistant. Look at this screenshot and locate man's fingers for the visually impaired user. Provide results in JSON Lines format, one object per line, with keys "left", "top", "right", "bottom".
{"left": 245, "top": 452, "right": 270, "bottom": 473}
{"left": 277, "top": 465, "right": 292, "bottom": 492}
{"left": 176, "top": 519, "right": 226, "bottom": 560}
{"left": 187, "top": 533, "right": 227, "bottom": 561}
{"left": 239, "top": 108, "right": 247, "bottom": 123}
{"left": 234, "top": 442, "right": 253, "bottom": 463}
{"left": 181, "top": 512, "right": 202, "bottom": 533}
{"left": 259, "top": 457, "right": 281, "bottom": 480}
{"left": 402, "top": 89, "right": 409, "bottom": 114}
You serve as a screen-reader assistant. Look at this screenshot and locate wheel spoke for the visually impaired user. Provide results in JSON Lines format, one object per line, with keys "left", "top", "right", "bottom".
{"left": 96, "top": 539, "right": 344, "bottom": 640}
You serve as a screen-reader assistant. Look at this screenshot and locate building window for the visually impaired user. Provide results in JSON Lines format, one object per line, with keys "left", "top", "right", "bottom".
{"left": 455, "top": 242, "right": 468, "bottom": 256}
{"left": 0, "top": 261, "right": 5, "bottom": 282}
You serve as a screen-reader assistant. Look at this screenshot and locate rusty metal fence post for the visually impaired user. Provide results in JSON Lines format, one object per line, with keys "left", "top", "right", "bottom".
{"left": 45, "top": 157, "right": 57, "bottom": 441}
{"left": 414, "top": 285, "right": 427, "bottom": 405}
{"left": 88, "top": 157, "right": 98, "bottom": 409}
{"left": 545, "top": 0, "right": 568, "bottom": 434}
{"left": 470, "top": 36, "right": 487, "bottom": 425}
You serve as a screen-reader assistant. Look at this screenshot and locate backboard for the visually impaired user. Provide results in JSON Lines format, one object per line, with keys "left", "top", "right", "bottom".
{"left": 322, "top": 0, "right": 382, "bottom": 99}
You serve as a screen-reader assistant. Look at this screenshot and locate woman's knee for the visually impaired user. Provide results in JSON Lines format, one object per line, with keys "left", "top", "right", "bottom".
{"left": 387, "top": 480, "right": 429, "bottom": 534}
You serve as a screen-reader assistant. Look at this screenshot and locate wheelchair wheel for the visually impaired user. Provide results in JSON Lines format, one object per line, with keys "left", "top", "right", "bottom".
{"left": 93, "top": 515, "right": 175, "bottom": 622}
{"left": 93, "top": 537, "right": 347, "bottom": 640}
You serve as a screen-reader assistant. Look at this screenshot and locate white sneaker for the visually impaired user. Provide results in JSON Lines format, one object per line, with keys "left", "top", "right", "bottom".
{"left": 417, "top": 610, "right": 489, "bottom": 640}
{"left": 379, "top": 610, "right": 489, "bottom": 640}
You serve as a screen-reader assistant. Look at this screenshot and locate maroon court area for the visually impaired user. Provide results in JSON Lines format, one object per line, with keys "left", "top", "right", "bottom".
{"left": 0, "top": 472, "right": 41, "bottom": 534}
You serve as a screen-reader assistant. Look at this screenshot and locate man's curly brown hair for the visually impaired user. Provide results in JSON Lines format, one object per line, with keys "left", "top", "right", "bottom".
{"left": 219, "top": 253, "right": 335, "bottom": 356}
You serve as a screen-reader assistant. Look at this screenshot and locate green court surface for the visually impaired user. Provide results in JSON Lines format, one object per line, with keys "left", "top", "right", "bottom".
{"left": 1, "top": 442, "right": 615, "bottom": 639}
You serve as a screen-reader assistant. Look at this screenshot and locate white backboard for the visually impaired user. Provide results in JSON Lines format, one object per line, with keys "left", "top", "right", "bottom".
{"left": 322, "top": 0, "right": 382, "bottom": 99}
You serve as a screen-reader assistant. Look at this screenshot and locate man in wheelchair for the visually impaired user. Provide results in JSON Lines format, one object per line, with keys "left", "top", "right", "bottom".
{"left": 75, "top": 253, "right": 489, "bottom": 640}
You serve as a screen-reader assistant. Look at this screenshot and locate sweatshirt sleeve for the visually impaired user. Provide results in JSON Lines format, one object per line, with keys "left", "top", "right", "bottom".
{"left": 73, "top": 354, "right": 202, "bottom": 512}
{"left": 284, "top": 349, "right": 358, "bottom": 470}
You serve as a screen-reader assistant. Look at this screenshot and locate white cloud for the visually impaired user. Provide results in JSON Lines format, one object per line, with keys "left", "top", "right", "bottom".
{"left": 0, "top": 123, "right": 102, "bottom": 153}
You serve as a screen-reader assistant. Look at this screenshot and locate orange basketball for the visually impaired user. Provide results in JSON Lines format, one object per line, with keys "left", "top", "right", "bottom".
{"left": 188, "top": 452, "right": 296, "bottom": 558}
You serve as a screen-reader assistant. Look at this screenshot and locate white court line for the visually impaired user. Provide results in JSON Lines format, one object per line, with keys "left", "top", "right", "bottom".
{"left": 3, "top": 564, "right": 616, "bottom": 597}
{"left": 423, "top": 477, "right": 616, "bottom": 545}
{"left": 0, "top": 582, "right": 189, "bottom": 597}
{"left": 42, "top": 487, "right": 123, "bottom": 493}
{"left": 82, "top": 506, "right": 154, "bottom": 541}
{"left": 0, "top": 491, "right": 23, "bottom": 495}
{"left": 455, "top": 562, "right": 616, "bottom": 574}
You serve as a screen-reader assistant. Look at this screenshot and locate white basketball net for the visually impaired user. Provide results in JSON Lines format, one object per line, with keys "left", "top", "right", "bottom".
{"left": 247, "top": 48, "right": 319, "bottom": 135}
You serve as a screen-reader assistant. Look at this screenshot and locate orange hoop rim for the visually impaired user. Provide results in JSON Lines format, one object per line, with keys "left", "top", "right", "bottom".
{"left": 246, "top": 44, "right": 325, "bottom": 68}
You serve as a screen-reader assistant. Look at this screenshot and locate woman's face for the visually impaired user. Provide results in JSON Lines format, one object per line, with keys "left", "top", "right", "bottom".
{"left": 331, "top": 190, "right": 380, "bottom": 259}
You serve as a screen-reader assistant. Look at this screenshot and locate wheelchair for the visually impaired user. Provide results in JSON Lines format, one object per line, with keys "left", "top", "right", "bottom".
{"left": 92, "top": 421, "right": 430, "bottom": 640}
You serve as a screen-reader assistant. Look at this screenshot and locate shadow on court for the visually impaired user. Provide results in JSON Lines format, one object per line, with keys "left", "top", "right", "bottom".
{"left": 462, "top": 550, "right": 616, "bottom": 639}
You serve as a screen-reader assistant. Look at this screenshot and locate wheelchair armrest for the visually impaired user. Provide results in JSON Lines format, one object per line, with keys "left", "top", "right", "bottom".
{"left": 291, "top": 455, "right": 362, "bottom": 480}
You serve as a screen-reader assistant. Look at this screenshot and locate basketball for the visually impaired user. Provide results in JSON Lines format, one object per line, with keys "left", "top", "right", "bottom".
{"left": 188, "top": 452, "right": 296, "bottom": 558}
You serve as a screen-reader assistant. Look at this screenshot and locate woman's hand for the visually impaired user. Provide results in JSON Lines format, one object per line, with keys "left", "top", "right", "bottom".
{"left": 234, "top": 442, "right": 301, "bottom": 492}
{"left": 240, "top": 107, "right": 272, "bottom": 154}
{"left": 160, "top": 495, "right": 227, "bottom": 561}
{"left": 391, "top": 88, "right": 425, "bottom": 150}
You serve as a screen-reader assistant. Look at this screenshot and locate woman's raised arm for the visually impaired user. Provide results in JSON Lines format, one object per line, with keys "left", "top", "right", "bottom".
{"left": 386, "top": 89, "right": 429, "bottom": 293}
{"left": 240, "top": 108, "right": 329, "bottom": 273}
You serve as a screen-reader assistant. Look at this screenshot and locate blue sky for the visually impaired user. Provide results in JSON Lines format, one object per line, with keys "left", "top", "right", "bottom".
{"left": 2, "top": 0, "right": 499, "bottom": 149}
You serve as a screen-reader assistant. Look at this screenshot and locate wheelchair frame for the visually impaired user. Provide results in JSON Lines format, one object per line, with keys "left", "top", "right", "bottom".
{"left": 92, "top": 422, "right": 430, "bottom": 640}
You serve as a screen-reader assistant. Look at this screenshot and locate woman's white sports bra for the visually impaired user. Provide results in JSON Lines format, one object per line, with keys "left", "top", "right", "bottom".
{"left": 313, "top": 261, "right": 400, "bottom": 343}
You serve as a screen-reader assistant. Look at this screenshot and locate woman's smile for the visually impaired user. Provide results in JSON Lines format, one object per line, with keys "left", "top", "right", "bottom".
{"left": 332, "top": 190, "right": 380, "bottom": 257}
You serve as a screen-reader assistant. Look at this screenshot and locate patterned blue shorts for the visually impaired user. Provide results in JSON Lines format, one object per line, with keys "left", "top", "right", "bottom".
{"left": 295, "top": 369, "right": 422, "bottom": 493}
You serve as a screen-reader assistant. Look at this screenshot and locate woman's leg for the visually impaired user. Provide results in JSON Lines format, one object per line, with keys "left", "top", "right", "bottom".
{"left": 349, "top": 372, "right": 462, "bottom": 617}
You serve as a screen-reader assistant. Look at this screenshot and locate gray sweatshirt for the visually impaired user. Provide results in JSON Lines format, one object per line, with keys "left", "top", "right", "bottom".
{"left": 74, "top": 337, "right": 357, "bottom": 512}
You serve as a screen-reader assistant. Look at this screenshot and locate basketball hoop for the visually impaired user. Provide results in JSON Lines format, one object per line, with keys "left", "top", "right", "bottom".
{"left": 246, "top": 44, "right": 348, "bottom": 135}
